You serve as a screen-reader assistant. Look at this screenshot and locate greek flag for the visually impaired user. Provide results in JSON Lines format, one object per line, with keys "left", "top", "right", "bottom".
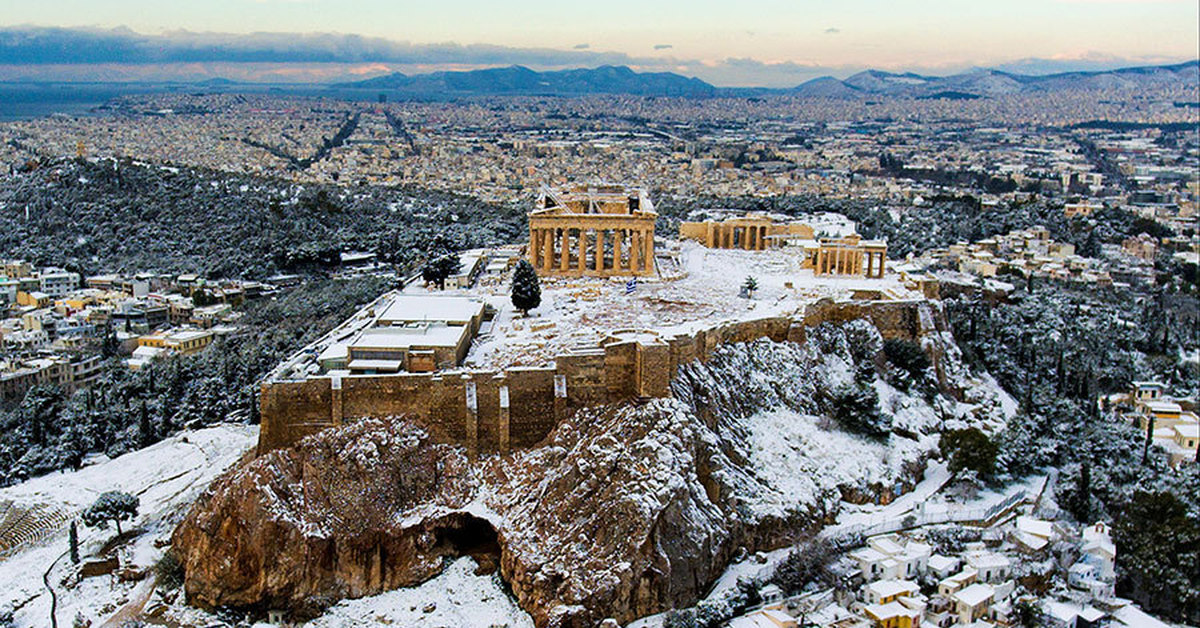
{"left": 625, "top": 279, "right": 637, "bottom": 294}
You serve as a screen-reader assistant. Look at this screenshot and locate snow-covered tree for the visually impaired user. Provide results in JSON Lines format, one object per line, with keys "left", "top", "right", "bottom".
{"left": 81, "top": 491, "right": 139, "bottom": 537}
{"left": 511, "top": 260, "right": 542, "bottom": 316}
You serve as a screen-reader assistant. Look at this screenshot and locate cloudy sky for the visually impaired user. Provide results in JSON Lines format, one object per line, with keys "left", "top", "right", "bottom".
{"left": 1, "top": 0, "right": 1197, "bottom": 86}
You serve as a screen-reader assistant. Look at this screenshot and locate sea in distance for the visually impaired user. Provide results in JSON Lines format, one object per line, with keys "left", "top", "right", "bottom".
{"left": 0, "top": 81, "right": 463, "bottom": 122}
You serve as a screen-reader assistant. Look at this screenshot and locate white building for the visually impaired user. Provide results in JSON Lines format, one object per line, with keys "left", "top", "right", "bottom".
{"left": 964, "top": 551, "right": 1011, "bottom": 583}
{"left": 37, "top": 267, "right": 81, "bottom": 297}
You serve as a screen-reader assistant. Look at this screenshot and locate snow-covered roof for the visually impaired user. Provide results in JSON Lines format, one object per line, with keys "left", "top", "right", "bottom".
{"left": 867, "top": 579, "right": 919, "bottom": 599}
{"left": 928, "top": 555, "right": 958, "bottom": 571}
{"left": 353, "top": 324, "right": 468, "bottom": 350}
{"left": 377, "top": 295, "right": 485, "bottom": 325}
{"left": 865, "top": 601, "right": 920, "bottom": 620}
{"left": 1143, "top": 400, "right": 1182, "bottom": 414}
{"left": 954, "top": 583, "right": 995, "bottom": 607}
{"left": 870, "top": 536, "right": 907, "bottom": 556}
{"left": 346, "top": 359, "right": 404, "bottom": 372}
{"left": 965, "top": 552, "right": 1011, "bottom": 570}
{"left": 729, "top": 610, "right": 791, "bottom": 628}
{"left": 1013, "top": 531, "right": 1049, "bottom": 552}
{"left": 131, "top": 345, "right": 165, "bottom": 359}
{"left": 1172, "top": 423, "right": 1199, "bottom": 438}
{"left": 1045, "top": 600, "right": 1106, "bottom": 624}
{"left": 1016, "top": 516, "right": 1054, "bottom": 539}
{"left": 850, "top": 547, "right": 887, "bottom": 563}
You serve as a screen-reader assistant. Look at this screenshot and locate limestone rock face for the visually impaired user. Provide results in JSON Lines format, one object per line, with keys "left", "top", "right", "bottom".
{"left": 172, "top": 419, "right": 480, "bottom": 615}
{"left": 175, "top": 327, "right": 982, "bottom": 626}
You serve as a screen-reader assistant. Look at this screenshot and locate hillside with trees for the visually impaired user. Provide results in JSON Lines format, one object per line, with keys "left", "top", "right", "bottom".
{"left": 0, "top": 157, "right": 526, "bottom": 278}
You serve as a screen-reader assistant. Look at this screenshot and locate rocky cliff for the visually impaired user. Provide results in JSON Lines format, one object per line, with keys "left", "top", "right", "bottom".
{"left": 174, "top": 322, "right": 1005, "bottom": 626}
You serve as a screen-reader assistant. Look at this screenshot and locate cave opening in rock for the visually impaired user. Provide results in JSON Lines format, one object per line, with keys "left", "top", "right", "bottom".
{"left": 433, "top": 513, "right": 502, "bottom": 574}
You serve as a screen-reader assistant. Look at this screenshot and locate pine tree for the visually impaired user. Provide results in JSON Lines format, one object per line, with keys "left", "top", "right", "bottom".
{"left": 81, "top": 491, "right": 139, "bottom": 537}
{"left": 422, "top": 252, "right": 458, "bottom": 291}
{"left": 511, "top": 260, "right": 542, "bottom": 316}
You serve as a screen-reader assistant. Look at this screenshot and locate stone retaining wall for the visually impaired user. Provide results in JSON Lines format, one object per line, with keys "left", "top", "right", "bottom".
{"left": 258, "top": 298, "right": 945, "bottom": 456}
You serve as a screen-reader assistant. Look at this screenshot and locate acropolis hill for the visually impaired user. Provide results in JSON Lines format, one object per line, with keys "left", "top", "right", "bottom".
{"left": 257, "top": 185, "right": 934, "bottom": 457}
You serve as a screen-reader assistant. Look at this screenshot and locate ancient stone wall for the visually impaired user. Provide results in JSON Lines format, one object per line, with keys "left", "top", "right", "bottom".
{"left": 258, "top": 299, "right": 942, "bottom": 457}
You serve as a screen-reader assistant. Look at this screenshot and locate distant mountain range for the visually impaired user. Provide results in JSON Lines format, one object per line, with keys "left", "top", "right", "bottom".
{"left": 332, "top": 60, "right": 1199, "bottom": 99}
{"left": 333, "top": 64, "right": 716, "bottom": 97}
{"left": 792, "top": 60, "right": 1200, "bottom": 98}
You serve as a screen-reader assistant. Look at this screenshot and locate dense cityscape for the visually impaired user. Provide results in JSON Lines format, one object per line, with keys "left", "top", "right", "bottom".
{"left": 0, "top": 6, "right": 1197, "bottom": 628}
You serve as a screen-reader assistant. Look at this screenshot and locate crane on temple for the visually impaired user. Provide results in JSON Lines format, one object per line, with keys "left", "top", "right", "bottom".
{"left": 527, "top": 183, "right": 657, "bottom": 278}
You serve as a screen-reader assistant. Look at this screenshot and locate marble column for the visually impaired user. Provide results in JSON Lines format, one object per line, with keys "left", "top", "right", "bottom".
{"left": 614, "top": 229, "right": 624, "bottom": 271}
{"left": 595, "top": 230, "right": 605, "bottom": 271}
{"left": 630, "top": 230, "right": 641, "bottom": 272}
{"left": 578, "top": 229, "right": 588, "bottom": 274}
{"left": 559, "top": 229, "right": 567, "bottom": 272}
{"left": 644, "top": 228, "right": 654, "bottom": 271}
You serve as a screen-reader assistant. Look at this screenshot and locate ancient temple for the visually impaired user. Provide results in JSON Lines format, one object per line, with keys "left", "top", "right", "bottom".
{"left": 679, "top": 213, "right": 815, "bottom": 250}
{"left": 812, "top": 235, "right": 888, "bottom": 278}
{"left": 528, "top": 184, "right": 657, "bottom": 277}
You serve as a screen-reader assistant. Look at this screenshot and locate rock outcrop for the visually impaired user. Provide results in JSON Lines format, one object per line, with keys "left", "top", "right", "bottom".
{"left": 175, "top": 324, "right": 995, "bottom": 626}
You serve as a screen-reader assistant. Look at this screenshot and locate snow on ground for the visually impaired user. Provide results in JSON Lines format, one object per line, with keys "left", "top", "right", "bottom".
{"left": 0, "top": 423, "right": 257, "bottom": 627}
{"left": 307, "top": 557, "right": 535, "bottom": 628}
{"left": 741, "top": 408, "right": 928, "bottom": 519}
{"left": 464, "top": 242, "right": 920, "bottom": 370}
{"left": 831, "top": 460, "right": 952, "bottom": 530}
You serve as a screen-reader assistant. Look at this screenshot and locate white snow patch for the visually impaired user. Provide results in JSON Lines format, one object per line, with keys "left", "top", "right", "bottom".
{"left": 308, "top": 557, "right": 535, "bottom": 628}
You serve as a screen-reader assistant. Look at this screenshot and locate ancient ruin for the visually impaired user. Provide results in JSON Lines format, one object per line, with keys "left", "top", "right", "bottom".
{"left": 528, "top": 184, "right": 657, "bottom": 277}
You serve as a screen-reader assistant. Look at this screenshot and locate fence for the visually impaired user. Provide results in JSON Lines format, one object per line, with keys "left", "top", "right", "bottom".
{"left": 821, "top": 489, "right": 1030, "bottom": 543}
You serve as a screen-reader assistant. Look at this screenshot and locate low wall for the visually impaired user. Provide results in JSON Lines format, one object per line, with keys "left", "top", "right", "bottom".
{"left": 258, "top": 298, "right": 944, "bottom": 457}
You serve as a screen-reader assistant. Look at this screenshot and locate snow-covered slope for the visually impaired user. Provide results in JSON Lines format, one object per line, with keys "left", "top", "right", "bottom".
{"left": 309, "top": 557, "right": 535, "bottom": 628}
{"left": 0, "top": 424, "right": 257, "bottom": 627}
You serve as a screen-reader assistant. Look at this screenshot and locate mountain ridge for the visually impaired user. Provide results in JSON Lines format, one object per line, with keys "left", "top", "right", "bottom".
{"left": 794, "top": 59, "right": 1199, "bottom": 97}
{"left": 333, "top": 63, "right": 718, "bottom": 96}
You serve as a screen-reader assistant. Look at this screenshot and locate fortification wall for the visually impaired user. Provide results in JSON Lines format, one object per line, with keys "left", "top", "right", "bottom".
{"left": 257, "top": 298, "right": 943, "bottom": 457}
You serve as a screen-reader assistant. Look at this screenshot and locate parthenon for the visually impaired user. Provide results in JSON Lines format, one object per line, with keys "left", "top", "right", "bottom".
{"left": 528, "top": 183, "right": 657, "bottom": 277}
{"left": 812, "top": 235, "right": 888, "bottom": 278}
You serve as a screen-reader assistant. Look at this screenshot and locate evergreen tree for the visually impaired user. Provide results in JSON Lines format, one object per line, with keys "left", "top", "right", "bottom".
{"left": 830, "top": 362, "right": 889, "bottom": 438}
{"left": 1064, "top": 460, "right": 1092, "bottom": 522}
{"left": 510, "top": 260, "right": 542, "bottom": 316}
{"left": 1112, "top": 491, "right": 1200, "bottom": 624}
{"left": 939, "top": 428, "right": 999, "bottom": 480}
{"left": 81, "top": 491, "right": 139, "bottom": 537}
{"left": 138, "top": 400, "right": 154, "bottom": 449}
{"left": 69, "top": 521, "right": 79, "bottom": 564}
{"left": 420, "top": 252, "right": 460, "bottom": 291}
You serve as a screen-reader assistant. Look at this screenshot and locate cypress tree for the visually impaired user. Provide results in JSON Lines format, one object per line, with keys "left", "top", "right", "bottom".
{"left": 138, "top": 400, "right": 153, "bottom": 448}
{"left": 69, "top": 521, "right": 79, "bottom": 564}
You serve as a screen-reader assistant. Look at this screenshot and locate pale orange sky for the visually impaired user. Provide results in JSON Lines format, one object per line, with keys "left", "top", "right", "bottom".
{"left": 2, "top": 0, "right": 1197, "bottom": 85}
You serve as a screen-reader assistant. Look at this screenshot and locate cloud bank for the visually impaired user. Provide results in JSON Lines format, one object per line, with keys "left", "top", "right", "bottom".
{"left": 0, "top": 26, "right": 645, "bottom": 67}
{"left": 0, "top": 26, "right": 1191, "bottom": 88}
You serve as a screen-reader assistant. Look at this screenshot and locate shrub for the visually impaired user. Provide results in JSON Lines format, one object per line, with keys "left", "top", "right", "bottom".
{"left": 155, "top": 548, "right": 185, "bottom": 590}
{"left": 883, "top": 338, "right": 931, "bottom": 388}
